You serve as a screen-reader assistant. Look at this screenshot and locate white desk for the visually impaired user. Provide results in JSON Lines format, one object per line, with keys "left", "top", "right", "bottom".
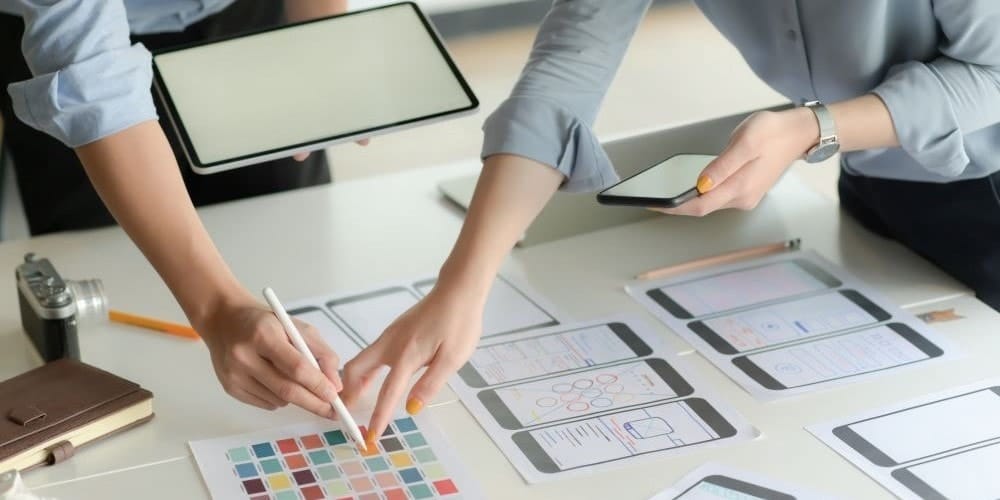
{"left": 2, "top": 156, "right": 992, "bottom": 499}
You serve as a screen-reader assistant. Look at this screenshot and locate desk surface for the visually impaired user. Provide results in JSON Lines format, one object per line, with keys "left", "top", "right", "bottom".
{"left": 2, "top": 159, "right": 990, "bottom": 499}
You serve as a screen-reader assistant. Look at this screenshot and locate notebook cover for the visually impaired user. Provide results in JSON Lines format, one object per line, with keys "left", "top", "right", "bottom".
{"left": 0, "top": 359, "right": 153, "bottom": 467}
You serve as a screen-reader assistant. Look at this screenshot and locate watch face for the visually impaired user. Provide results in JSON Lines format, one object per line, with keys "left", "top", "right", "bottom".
{"left": 807, "top": 142, "right": 839, "bottom": 163}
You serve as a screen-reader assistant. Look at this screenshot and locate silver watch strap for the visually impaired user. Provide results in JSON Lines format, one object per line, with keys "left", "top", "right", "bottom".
{"left": 804, "top": 100, "right": 836, "bottom": 142}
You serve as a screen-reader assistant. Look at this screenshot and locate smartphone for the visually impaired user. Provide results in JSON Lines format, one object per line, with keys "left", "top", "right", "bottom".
{"left": 687, "top": 290, "right": 891, "bottom": 355}
{"left": 647, "top": 259, "right": 842, "bottom": 320}
{"left": 597, "top": 154, "right": 715, "bottom": 208}
{"left": 511, "top": 398, "right": 736, "bottom": 474}
{"left": 673, "top": 475, "right": 796, "bottom": 500}
{"left": 456, "top": 323, "right": 654, "bottom": 388}
{"left": 476, "top": 358, "right": 694, "bottom": 430}
{"left": 731, "top": 323, "right": 944, "bottom": 391}
{"left": 413, "top": 276, "right": 558, "bottom": 338}
{"left": 890, "top": 442, "right": 1000, "bottom": 500}
{"left": 326, "top": 286, "right": 419, "bottom": 345}
{"left": 288, "top": 306, "right": 366, "bottom": 360}
{"left": 831, "top": 386, "right": 1000, "bottom": 467}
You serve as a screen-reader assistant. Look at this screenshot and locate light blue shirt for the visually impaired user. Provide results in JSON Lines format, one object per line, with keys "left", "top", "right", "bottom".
{"left": 482, "top": 0, "right": 1000, "bottom": 189}
{"left": 2, "top": 0, "right": 233, "bottom": 147}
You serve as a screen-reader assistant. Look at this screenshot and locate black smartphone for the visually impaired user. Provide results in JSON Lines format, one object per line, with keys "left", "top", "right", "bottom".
{"left": 687, "top": 290, "right": 891, "bottom": 355}
{"left": 731, "top": 323, "right": 944, "bottom": 391}
{"left": 476, "top": 358, "right": 694, "bottom": 430}
{"left": 831, "top": 386, "right": 1000, "bottom": 467}
{"left": 646, "top": 259, "right": 842, "bottom": 320}
{"left": 673, "top": 475, "right": 796, "bottom": 500}
{"left": 597, "top": 154, "right": 715, "bottom": 208}
{"left": 456, "top": 322, "right": 654, "bottom": 388}
{"left": 511, "top": 398, "right": 737, "bottom": 474}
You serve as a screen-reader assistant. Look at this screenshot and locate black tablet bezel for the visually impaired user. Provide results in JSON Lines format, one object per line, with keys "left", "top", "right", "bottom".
{"left": 151, "top": 2, "right": 479, "bottom": 171}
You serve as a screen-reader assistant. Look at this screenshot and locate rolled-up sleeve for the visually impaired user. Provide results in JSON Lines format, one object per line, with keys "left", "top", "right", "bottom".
{"left": 5, "top": 0, "right": 157, "bottom": 148}
{"left": 481, "top": 0, "right": 651, "bottom": 192}
{"left": 872, "top": 0, "right": 1000, "bottom": 177}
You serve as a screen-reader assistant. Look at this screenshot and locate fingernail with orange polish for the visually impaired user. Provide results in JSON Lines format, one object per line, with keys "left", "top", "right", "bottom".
{"left": 406, "top": 398, "right": 424, "bottom": 415}
{"left": 697, "top": 174, "right": 714, "bottom": 194}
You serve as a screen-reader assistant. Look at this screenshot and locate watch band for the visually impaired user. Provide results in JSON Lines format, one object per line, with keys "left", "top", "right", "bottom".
{"left": 804, "top": 100, "right": 836, "bottom": 143}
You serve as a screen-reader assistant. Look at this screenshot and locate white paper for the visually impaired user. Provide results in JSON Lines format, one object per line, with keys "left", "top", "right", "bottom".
{"left": 449, "top": 315, "right": 757, "bottom": 483}
{"left": 627, "top": 250, "right": 959, "bottom": 401}
{"left": 286, "top": 274, "right": 564, "bottom": 363}
{"left": 808, "top": 379, "right": 1000, "bottom": 500}
{"left": 650, "top": 462, "right": 840, "bottom": 500}
{"left": 190, "top": 412, "right": 482, "bottom": 500}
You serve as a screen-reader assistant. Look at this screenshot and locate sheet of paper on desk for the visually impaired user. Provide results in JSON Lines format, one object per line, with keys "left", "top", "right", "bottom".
{"left": 285, "top": 274, "right": 563, "bottom": 362}
{"left": 190, "top": 413, "right": 482, "bottom": 500}
{"left": 626, "top": 250, "right": 959, "bottom": 401}
{"left": 448, "top": 315, "right": 757, "bottom": 483}
{"left": 808, "top": 379, "right": 1000, "bottom": 500}
{"left": 649, "top": 462, "right": 840, "bottom": 500}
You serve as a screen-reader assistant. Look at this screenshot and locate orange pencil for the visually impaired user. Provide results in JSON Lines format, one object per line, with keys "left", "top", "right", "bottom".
{"left": 108, "top": 309, "right": 200, "bottom": 340}
{"left": 636, "top": 238, "right": 802, "bottom": 281}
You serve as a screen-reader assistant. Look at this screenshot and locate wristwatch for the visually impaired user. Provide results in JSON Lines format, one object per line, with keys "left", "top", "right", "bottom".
{"left": 803, "top": 100, "right": 839, "bottom": 163}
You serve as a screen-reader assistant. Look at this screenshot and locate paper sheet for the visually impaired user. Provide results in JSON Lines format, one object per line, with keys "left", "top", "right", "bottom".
{"left": 448, "top": 315, "right": 757, "bottom": 483}
{"left": 808, "top": 379, "right": 1000, "bottom": 500}
{"left": 286, "top": 274, "right": 563, "bottom": 362}
{"left": 626, "top": 250, "right": 958, "bottom": 401}
{"left": 650, "top": 462, "right": 840, "bottom": 500}
{"left": 190, "top": 413, "right": 482, "bottom": 500}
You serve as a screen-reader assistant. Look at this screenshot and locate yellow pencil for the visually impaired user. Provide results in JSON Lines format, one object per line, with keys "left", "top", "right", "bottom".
{"left": 108, "top": 309, "right": 200, "bottom": 340}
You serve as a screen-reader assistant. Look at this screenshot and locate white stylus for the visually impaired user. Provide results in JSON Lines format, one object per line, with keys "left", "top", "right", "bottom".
{"left": 262, "top": 287, "right": 367, "bottom": 451}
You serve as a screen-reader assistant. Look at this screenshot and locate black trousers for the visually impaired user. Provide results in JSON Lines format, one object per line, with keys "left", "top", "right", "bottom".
{"left": 0, "top": 1, "right": 330, "bottom": 235}
{"left": 839, "top": 169, "right": 1000, "bottom": 311}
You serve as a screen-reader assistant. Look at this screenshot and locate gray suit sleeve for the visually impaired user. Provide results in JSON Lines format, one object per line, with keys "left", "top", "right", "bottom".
{"left": 872, "top": 0, "right": 1000, "bottom": 177}
{"left": 481, "top": 0, "right": 652, "bottom": 192}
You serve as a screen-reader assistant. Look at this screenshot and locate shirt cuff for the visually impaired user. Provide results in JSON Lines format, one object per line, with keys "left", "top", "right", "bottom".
{"left": 8, "top": 43, "right": 158, "bottom": 148}
{"left": 481, "top": 96, "right": 618, "bottom": 192}
{"left": 872, "top": 61, "right": 971, "bottom": 177}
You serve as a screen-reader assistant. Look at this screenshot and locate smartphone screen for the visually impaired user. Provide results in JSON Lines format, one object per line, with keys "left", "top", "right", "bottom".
{"left": 480, "top": 359, "right": 693, "bottom": 429}
{"left": 892, "top": 442, "right": 1000, "bottom": 499}
{"left": 326, "top": 287, "right": 419, "bottom": 344}
{"left": 691, "top": 290, "right": 889, "bottom": 354}
{"left": 599, "top": 154, "right": 713, "bottom": 202}
{"left": 288, "top": 306, "right": 365, "bottom": 359}
{"left": 512, "top": 399, "right": 735, "bottom": 473}
{"left": 414, "top": 277, "right": 558, "bottom": 337}
{"left": 734, "top": 324, "right": 942, "bottom": 390}
{"left": 649, "top": 260, "right": 841, "bottom": 319}
{"left": 673, "top": 476, "right": 794, "bottom": 500}
{"left": 460, "top": 323, "right": 653, "bottom": 388}
{"left": 834, "top": 388, "right": 1000, "bottom": 467}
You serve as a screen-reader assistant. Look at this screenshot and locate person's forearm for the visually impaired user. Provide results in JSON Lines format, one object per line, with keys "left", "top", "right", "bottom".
{"left": 75, "top": 121, "right": 251, "bottom": 325}
{"left": 284, "top": 0, "right": 348, "bottom": 22}
{"left": 827, "top": 94, "right": 899, "bottom": 152}
{"left": 436, "top": 154, "right": 563, "bottom": 300}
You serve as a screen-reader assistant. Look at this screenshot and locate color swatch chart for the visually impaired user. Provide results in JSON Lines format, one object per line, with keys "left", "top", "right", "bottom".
{"left": 450, "top": 316, "right": 755, "bottom": 483}
{"left": 190, "top": 415, "right": 481, "bottom": 500}
{"left": 627, "top": 250, "right": 957, "bottom": 400}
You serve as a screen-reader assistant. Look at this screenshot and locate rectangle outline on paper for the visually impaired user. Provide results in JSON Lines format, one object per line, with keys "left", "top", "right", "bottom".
{"left": 730, "top": 322, "right": 945, "bottom": 391}
{"left": 413, "top": 275, "right": 560, "bottom": 337}
{"left": 288, "top": 304, "right": 368, "bottom": 351}
{"left": 325, "top": 285, "right": 421, "bottom": 342}
{"left": 889, "top": 440, "right": 1000, "bottom": 500}
{"left": 456, "top": 321, "right": 656, "bottom": 389}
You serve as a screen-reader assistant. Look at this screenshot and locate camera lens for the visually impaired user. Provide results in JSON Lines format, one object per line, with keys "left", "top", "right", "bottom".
{"left": 66, "top": 279, "right": 108, "bottom": 324}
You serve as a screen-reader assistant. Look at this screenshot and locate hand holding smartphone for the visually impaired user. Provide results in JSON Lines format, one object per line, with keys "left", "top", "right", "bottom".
{"left": 597, "top": 154, "right": 715, "bottom": 208}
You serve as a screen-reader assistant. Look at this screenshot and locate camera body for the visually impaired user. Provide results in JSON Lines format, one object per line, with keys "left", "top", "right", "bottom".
{"left": 16, "top": 254, "right": 106, "bottom": 362}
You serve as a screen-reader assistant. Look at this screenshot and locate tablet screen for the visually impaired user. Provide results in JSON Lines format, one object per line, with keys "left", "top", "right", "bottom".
{"left": 153, "top": 2, "right": 476, "bottom": 170}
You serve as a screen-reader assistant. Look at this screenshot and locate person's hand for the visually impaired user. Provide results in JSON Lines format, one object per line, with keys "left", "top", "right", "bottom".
{"left": 652, "top": 108, "right": 819, "bottom": 216}
{"left": 197, "top": 294, "right": 343, "bottom": 418}
{"left": 339, "top": 287, "right": 483, "bottom": 443}
{"left": 292, "top": 139, "right": 370, "bottom": 162}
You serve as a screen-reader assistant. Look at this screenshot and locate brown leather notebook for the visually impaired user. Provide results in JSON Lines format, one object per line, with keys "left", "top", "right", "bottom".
{"left": 0, "top": 359, "right": 154, "bottom": 472}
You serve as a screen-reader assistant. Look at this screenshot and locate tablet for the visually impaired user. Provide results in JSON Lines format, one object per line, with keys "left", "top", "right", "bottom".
{"left": 152, "top": 2, "right": 478, "bottom": 174}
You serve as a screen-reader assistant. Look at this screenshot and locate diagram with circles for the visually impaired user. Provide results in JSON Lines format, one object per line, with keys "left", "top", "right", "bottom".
{"left": 491, "top": 360, "right": 681, "bottom": 427}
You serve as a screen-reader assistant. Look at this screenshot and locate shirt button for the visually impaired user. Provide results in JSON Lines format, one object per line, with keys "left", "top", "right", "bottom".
{"left": 786, "top": 29, "right": 798, "bottom": 42}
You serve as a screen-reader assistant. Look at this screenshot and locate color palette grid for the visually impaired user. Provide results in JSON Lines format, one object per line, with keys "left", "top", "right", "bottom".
{"left": 219, "top": 418, "right": 461, "bottom": 500}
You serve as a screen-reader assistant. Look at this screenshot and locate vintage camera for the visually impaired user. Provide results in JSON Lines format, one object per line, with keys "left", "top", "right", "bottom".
{"left": 16, "top": 254, "right": 107, "bottom": 362}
